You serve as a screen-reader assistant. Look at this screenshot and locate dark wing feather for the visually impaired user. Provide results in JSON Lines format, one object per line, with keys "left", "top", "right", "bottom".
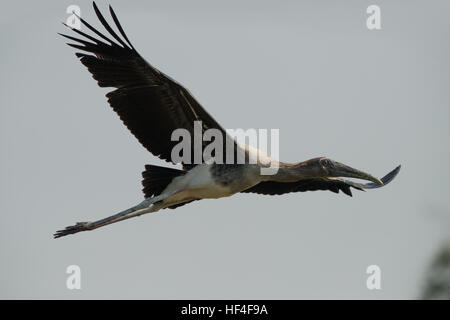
{"left": 241, "top": 178, "right": 361, "bottom": 197}
{"left": 242, "top": 165, "right": 401, "bottom": 197}
{"left": 61, "top": 2, "right": 230, "bottom": 167}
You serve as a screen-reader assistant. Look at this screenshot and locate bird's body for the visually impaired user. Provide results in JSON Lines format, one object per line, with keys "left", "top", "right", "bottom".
{"left": 54, "top": 2, "right": 400, "bottom": 238}
{"left": 162, "top": 164, "right": 244, "bottom": 201}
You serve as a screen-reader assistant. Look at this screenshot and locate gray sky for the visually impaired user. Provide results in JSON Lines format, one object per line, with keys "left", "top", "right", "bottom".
{"left": 1, "top": 0, "right": 449, "bottom": 299}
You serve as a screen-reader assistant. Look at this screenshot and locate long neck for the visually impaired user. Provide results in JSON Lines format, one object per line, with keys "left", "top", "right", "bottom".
{"left": 265, "top": 160, "right": 324, "bottom": 182}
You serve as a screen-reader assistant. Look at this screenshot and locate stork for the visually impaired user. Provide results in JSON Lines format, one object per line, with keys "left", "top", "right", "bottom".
{"left": 54, "top": 2, "right": 400, "bottom": 238}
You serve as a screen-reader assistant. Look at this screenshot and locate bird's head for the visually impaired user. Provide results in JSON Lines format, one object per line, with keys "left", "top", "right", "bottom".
{"left": 316, "top": 157, "right": 383, "bottom": 185}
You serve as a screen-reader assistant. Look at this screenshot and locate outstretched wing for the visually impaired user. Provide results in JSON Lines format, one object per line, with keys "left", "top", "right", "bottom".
{"left": 60, "top": 2, "right": 231, "bottom": 167}
{"left": 242, "top": 165, "right": 401, "bottom": 196}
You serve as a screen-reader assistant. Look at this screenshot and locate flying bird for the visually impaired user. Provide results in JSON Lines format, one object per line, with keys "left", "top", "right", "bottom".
{"left": 54, "top": 2, "right": 400, "bottom": 238}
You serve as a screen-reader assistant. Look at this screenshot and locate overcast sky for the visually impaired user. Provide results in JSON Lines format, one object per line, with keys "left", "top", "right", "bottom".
{"left": 1, "top": 0, "right": 450, "bottom": 299}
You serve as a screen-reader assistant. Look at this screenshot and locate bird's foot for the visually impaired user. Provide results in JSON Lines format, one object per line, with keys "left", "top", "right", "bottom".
{"left": 53, "top": 221, "right": 93, "bottom": 239}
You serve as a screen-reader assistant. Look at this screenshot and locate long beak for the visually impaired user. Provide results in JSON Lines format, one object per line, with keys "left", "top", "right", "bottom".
{"left": 328, "top": 162, "right": 384, "bottom": 186}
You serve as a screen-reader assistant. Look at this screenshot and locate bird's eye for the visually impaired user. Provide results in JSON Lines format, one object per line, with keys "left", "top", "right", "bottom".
{"left": 320, "top": 158, "right": 331, "bottom": 167}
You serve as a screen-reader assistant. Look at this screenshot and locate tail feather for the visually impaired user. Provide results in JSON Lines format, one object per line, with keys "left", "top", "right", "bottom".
{"left": 141, "top": 165, "right": 185, "bottom": 198}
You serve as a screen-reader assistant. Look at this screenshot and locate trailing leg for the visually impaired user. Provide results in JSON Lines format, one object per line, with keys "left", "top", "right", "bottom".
{"left": 54, "top": 191, "right": 176, "bottom": 238}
